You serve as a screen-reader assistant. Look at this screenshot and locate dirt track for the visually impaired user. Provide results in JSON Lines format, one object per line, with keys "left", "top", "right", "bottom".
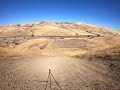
{"left": 0, "top": 56, "right": 120, "bottom": 90}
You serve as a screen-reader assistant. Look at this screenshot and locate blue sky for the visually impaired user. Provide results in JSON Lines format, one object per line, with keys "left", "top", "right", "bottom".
{"left": 0, "top": 0, "right": 120, "bottom": 30}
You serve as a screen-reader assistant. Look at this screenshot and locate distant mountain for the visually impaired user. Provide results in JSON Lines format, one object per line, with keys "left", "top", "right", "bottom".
{"left": 0, "top": 21, "right": 120, "bottom": 37}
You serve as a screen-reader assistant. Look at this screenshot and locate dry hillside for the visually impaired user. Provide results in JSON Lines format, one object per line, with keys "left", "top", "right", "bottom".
{"left": 0, "top": 21, "right": 120, "bottom": 90}
{"left": 0, "top": 21, "right": 120, "bottom": 59}
{"left": 0, "top": 21, "right": 120, "bottom": 37}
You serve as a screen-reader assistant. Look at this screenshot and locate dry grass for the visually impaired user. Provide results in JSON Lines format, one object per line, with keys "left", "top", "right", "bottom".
{"left": 0, "top": 47, "right": 22, "bottom": 59}
{"left": 0, "top": 47, "right": 42, "bottom": 59}
{"left": 76, "top": 45, "right": 120, "bottom": 60}
{"left": 0, "top": 20, "right": 120, "bottom": 59}
{"left": 16, "top": 39, "right": 51, "bottom": 50}
{"left": 1, "top": 36, "right": 120, "bottom": 59}
{"left": 74, "top": 36, "right": 120, "bottom": 60}
{"left": 1, "top": 21, "right": 120, "bottom": 37}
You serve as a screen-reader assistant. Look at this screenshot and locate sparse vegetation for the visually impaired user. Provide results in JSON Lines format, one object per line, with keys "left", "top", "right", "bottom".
{"left": 74, "top": 44, "right": 120, "bottom": 60}
{"left": 0, "top": 47, "right": 22, "bottom": 59}
{"left": 74, "top": 36, "right": 120, "bottom": 60}
{"left": 0, "top": 21, "right": 120, "bottom": 90}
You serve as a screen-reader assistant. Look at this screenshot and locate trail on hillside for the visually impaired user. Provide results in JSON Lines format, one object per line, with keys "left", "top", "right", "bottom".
{"left": 0, "top": 56, "right": 120, "bottom": 90}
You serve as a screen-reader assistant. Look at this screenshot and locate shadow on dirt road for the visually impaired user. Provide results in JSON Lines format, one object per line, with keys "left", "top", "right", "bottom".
{"left": 0, "top": 56, "right": 120, "bottom": 90}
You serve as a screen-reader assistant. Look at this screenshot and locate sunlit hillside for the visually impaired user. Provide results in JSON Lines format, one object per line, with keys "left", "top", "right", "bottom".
{"left": 0, "top": 21, "right": 120, "bottom": 37}
{"left": 0, "top": 21, "right": 120, "bottom": 60}
{"left": 0, "top": 21, "right": 120, "bottom": 90}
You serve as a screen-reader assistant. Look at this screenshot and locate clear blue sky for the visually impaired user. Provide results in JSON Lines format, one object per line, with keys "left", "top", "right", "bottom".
{"left": 0, "top": 0, "right": 120, "bottom": 30}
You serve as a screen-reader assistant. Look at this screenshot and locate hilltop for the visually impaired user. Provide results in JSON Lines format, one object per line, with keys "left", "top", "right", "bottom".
{"left": 0, "top": 21, "right": 120, "bottom": 37}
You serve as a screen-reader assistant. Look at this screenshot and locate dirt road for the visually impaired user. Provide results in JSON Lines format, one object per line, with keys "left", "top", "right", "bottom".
{"left": 0, "top": 56, "right": 120, "bottom": 90}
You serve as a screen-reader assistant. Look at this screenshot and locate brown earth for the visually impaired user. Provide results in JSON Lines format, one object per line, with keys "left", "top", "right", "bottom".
{"left": 0, "top": 56, "right": 120, "bottom": 90}
{"left": 0, "top": 21, "right": 120, "bottom": 90}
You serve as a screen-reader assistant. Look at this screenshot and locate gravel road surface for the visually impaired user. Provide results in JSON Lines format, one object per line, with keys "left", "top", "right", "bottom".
{"left": 0, "top": 56, "right": 120, "bottom": 90}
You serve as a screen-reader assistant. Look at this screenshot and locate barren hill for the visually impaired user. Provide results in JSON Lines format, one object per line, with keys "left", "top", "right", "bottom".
{"left": 0, "top": 21, "right": 120, "bottom": 58}
{"left": 0, "top": 21, "right": 120, "bottom": 90}
{"left": 0, "top": 21, "right": 120, "bottom": 37}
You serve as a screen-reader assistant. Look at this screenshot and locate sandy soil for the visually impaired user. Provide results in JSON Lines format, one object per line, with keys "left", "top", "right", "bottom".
{"left": 0, "top": 56, "right": 120, "bottom": 90}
